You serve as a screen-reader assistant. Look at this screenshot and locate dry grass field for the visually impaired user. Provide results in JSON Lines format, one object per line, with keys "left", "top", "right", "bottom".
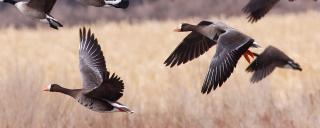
{"left": 0, "top": 11, "right": 319, "bottom": 128}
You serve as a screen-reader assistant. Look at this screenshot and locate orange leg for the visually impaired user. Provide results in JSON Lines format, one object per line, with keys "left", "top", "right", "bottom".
{"left": 243, "top": 50, "right": 254, "bottom": 63}
{"left": 244, "top": 53, "right": 251, "bottom": 63}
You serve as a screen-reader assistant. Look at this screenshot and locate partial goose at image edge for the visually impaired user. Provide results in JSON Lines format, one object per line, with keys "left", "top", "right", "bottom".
{"left": 0, "top": 0, "right": 63, "bottom": 30}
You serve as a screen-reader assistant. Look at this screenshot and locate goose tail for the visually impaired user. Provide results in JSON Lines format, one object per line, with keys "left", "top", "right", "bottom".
{"left": 104, "top": 0, "right": 129, "bottom": 9}
{"left": 46, "top": 14, "right": 63, "bottom": 30}
{"left": 109, "top": 101, "right": 134, "bottom": 114}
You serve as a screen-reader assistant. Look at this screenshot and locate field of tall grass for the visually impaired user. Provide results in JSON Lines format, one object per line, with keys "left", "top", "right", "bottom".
{"left": 0, "top": 11, "right": 319, "bottom": 128}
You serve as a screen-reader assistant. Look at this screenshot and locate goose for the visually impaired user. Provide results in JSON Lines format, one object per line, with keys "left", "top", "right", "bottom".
{"left": 246, "top": 45, "right": 302, "bottom": 83}
{"left": 164, "top": 20, "right": 259, "bottom": 94}
{"left": 0, "top": 0, "right": 62, "bottom": 29}
{"left": 44, "top": 27, "right": 133, "bottom": 113}
{"left": 243, "top": 0, "right": 317, "bottom": 23}
{"left": 77, "top": 0, "right": 129, "bottom": 9}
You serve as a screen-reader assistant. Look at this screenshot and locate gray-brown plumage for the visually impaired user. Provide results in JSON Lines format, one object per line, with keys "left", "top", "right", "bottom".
{"left": 165, "top": 20, "right": 259, "bottom": 94}
{"left": 242, "top": 0, "right": 317, "bottom": 23}
{"left": 0, "top": 0, "right": 63, "bottom": 29}
{"left": 44, "top": 27, "right": 133, "bottom": 113}
{"left": 246, "top": 45, "right": 302, "bottom": 83}
{"left": 77, "top": 0, "right": 129, "bottom": 9}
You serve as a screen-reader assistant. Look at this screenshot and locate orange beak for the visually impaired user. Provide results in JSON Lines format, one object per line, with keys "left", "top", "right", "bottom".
{"left": 243, "top": 50, "right": 255, "bottom": 63}
{"left": 43, "top": 86, "right": 49, "bottom": 91}
{"left": 174, "top": 28, "right": 181, "bottom": 32}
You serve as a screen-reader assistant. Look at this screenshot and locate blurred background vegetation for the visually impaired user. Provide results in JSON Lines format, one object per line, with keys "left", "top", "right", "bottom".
{"left": 0, "top": 0, "right": 319, "bottom": 28}
{"left": 0, "top": 1, "right": 320, "bottom": 128}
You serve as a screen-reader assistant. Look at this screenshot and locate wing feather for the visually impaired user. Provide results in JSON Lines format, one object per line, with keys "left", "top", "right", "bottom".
{"left": 79, "top": 28, "right": 108, "bottom": 90}
{"left": 201, "top": 30, "right": 254, "bottom": 94}
{"left": 164, "top": 31, "right": 216, "bottom": 67}
{"left": 79, "top": 27, "right": 124, "bottom": 101}
{"left": 242, "top": 0, "right": 280, "bottom": 22}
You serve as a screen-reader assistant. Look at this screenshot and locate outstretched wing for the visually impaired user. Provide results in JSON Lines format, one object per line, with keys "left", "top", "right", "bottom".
{"left": 164, "top": 21, "right": 217, "bottom": 67}
{"left": 201, "top": 30, "right": 254, "bottom": 94}
{"left": 28, "top": 0, "right": 57, "bottom": 13}
{"left": 79, "top": 27, "right": 125, "bottom": 101}
{"left": 164, "top": 32, "right": 216, "bottom": 67}
{"left": 242, "top": 0, "right": 279, "bottom": 22}
{"left": 79, "top": 27, "right": 108, "bottom": 90}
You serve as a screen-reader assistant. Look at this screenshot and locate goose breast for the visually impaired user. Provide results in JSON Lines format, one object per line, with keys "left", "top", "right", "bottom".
{"left": 76, "top": 95, "right": 114, "bottom": 112}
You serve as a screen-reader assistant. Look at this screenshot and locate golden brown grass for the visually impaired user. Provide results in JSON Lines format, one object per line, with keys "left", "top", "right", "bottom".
{"left": 0, "top": 11, "right": 320, "bottom": 128}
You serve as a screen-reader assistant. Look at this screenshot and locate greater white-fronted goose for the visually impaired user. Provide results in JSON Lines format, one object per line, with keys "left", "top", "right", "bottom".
{"left": 243, "top": 0, "right": 317, "bottom": 23}
{"left": 77, "top": 0, "right": 129, "bottom": 9}
{"left": 0, "top": 0, "right": 62, "bottom": 29}
{"left": 246, "top": 45, "right": 302, "bottom": 83}
{"left": 44, "top": 27, "right": 133, "bottom": 113}
{"left": 164, "top": 20, "right": 259, "bottom": 94}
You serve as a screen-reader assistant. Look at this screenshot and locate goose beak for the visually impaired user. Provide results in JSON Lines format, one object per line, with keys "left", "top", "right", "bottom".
{"left": 174, "top": 28, "right": 181, "bottom": 32}
{"left": 43, "top": 86, "right": 50, "bottom": 91}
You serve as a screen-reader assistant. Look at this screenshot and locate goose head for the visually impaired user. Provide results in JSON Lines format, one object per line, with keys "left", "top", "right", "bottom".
{"left": 174, "top": 23, "right": 196, "bottom": 32}
{"left": 284, "top": 60, "right": 302, "bottom": 71}
{"left": 43, "top": 84, "right": 63, "bottom": 92}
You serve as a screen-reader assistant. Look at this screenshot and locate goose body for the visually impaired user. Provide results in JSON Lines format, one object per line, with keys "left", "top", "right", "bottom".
{"left": 44, "top": 27, "right": 133, "bottom": 113}
{"left": 246, "top": 45, "right": 302, "bottom": 83}
{"left": 75, "top": 92, "right": 122, "bottom": 112}
{"left": 0, "top": 0, "right": 62, "bottom": 29}
{"left": 77, "top": 0, "right": 129, "bottom": 9}
{"left": 165, "top": 20, "right": 259, "bottom": 94}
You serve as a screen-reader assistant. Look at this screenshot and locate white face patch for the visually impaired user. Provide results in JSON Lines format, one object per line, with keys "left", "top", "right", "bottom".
{"left": 178, "top": 24, "right": 182, "bottom": 30}
{"left": 47, "top": 84, "right": 52, "bottom": 91}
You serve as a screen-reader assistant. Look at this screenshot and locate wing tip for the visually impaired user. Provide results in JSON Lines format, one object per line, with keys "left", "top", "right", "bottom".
{"left": 246, "top": 65, "right": 254, "bottom": 72}
{"left": 250, "top": 77, "right": 261, "bottom": 83}
{"left": 163, "top": 57, "right": 178, "bottom": 68}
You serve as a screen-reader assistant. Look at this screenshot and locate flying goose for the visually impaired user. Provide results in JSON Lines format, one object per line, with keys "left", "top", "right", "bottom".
{"left": 243, "top": 0, "right": 317, "bottom": 23}
{"left": 77, "top": 0, "right": 129, "bottom": 9}
{"left": 0, "top": 0, "right": 62, "bottom": 29}
{"left": 246, "top": 45, "right": 302, "bottom": 83}
{"left": 164, "top": 20, "right": 259, "bottom": 94}
{"left": 44, "top": 27, "right": 133, "bottom": 113}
